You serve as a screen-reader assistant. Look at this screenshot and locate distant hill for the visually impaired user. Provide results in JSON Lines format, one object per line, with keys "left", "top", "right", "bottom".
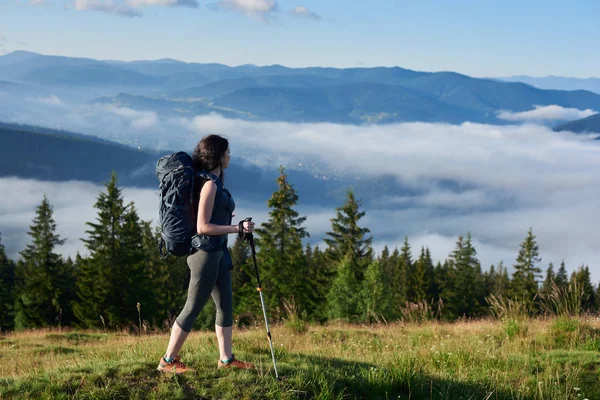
{"left": 0, "top": 80, "right": 43, "bottom": 96}
{"left": 553, "top": 113, "right": 600, "bottom": 135}
{"left": 212, "top": 82, "right": 487, "bottom": 124}
{"left": 0, "top": 122, "right": 159, "bottom": 186}
{"left": 91, "top": 93, "right": 249, "bottom": 119}
{"left": 0, "top": 122, "right": 399, "bottom": 206}
{"left": 401, "top": 72, "right": 600, "bottom": 113}
{"left": 171, "top": 74, "right": 347, "bottom": 99}
{"left": 498, "top": 75, "right": 600, "bottom": 95}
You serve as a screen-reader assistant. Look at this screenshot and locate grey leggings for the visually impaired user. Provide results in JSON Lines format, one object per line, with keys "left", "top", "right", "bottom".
{"left": 175, "top": 249, "right": 233, "bottom": 332}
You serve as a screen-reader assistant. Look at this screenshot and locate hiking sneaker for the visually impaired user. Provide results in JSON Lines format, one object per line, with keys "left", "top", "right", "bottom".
{"left": 217, "top": 354, "right": 255, "bottom": 369}
{"left": 157, "top": 355, "right": 193, "bottom": 374}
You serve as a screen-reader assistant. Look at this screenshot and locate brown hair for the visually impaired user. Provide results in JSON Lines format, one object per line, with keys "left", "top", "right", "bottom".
{"left": 192, "top": 134, "right": 229, "bottom": 181}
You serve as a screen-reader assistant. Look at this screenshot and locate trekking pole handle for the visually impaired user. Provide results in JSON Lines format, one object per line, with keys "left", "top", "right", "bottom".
{"left": 238, "top": 217, "right": 253, "bottom": 241}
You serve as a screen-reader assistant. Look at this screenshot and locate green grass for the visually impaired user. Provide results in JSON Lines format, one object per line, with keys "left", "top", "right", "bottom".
{"left": 1, "top": 318, "right": 599, "bottom": 399}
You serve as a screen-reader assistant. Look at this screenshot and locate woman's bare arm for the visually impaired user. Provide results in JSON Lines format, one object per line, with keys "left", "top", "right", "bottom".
{"left": 196, "top": 180, "right": 239, "bottom": 236}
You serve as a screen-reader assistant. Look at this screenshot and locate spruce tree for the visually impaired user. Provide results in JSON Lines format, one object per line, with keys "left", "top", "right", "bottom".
{"left": 254, "top": 167, "right": 309, "bottom": 319}
{"left": 14, "top": 195, "right": 66, "bottom": 329}
{"left": 448, "top": 233, "right": 480, "bottom": 317}
{"left": 74, "top": 172, "right": 148, "bottom": 329}
{"left": 595, "top": 282, "right": 600, "bottom": 312}
{"left": 411, "top": 247, "right": 428, "bottom": 302}
{"left": 304, "top": 244, "right": 332, "bottom": 323}
{"left": 56, "top": 256, "right": 78, "bottom": 327}
{"left": 555, "top": 260, "right": 568, "bottom": 291}
{"left": 424, "top": 248, "right": 437, "bottom": 301}
{"left": 0, "top": 234, "right": 15, "bottom": 332}
{"left": 327, "top": 257, "right": 359, "bottom": 321}
{"left": 435, "top": 260, "right": 457, "bottom": 320}
{"left": 120, "top": 205, "right": 156, "bottom": 328}
{"left": 324, "top": 189, "right": 373, "bottom": 282}
{"left": 139, "top": 222, "right": 188, "bottom": 327}
{"left": 571, "top": 266, "right": 596, "bottom": 312}
{"left": 510, "top": 228, "right": 542, "bottom": 311}
{"left": 493, "top": 261, "right": 510, "bottom": 298}
{"left": 379, "top": 246, "right": 390, "bottom": 272}
{"left": 542, "top": 263, "right": 556, "bottom": 295}
{"left": 360, "top": 260, "right": 389, "bottom": 323}
{"left": 485, "top": 265, "right": 497, "bottom": 300}
{"left": 390, "top": 238, "right": 411, "bottom": 319}
{"left": 230, "top": 235, "right": 253, "bottom": 316}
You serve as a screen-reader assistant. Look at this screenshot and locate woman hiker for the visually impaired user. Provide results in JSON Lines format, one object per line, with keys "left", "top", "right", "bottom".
{"left": 157, "top": 134, "right": 256, "bottom": 374}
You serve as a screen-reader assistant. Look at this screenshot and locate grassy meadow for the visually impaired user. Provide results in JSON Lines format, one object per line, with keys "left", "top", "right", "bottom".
{"left": 1, "top": 316, "right": 600, "bottom": 400}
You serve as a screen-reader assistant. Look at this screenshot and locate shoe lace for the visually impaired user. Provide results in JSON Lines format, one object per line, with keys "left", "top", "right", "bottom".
{"left": 172, "top": 356, "right": 187, "bottom": 368}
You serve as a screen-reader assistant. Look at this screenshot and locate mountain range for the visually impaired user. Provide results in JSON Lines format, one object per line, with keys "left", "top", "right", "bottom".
{"left": 1, "top": 51, "right": 600, "bottom": 127}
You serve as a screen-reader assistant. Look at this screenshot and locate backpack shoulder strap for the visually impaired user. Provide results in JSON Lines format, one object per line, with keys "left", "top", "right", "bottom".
{"left": 196, "top": 171, "right": 223, "bottom": 217}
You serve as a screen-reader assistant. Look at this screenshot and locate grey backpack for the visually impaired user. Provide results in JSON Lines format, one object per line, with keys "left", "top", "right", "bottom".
{"left": 155, "top": 151, "right": 221, "bottom": 258}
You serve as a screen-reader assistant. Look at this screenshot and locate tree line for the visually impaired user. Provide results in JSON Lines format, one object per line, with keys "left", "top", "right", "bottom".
{"left": 0, "top": 168, "right": 598, "bottom": 332}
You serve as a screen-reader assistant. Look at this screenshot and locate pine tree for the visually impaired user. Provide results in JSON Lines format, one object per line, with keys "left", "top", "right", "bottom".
{"left": 324, "top": 189, "right": 373, "bottom": 282}
{"left": 435, "top": 260, "right": 457, "bottom": 320}
{"left": 448, "top": 233, "right": 481, "bottom": 317}
{"left": 304, "top": 244, "right": 333, "bottom": 323}
{"left": 56, "top": 256, "right": 78, "bottom": 327}
{"left": 379, "top": 246, "right": 390, "bottom": 271}
{"left": 411, "top": 247, "right": 428, "bottom": 302}
{"left": 595, "top": 282, "right": 600, "bottom": 312}
{"left": 327, "top": 257, "right": 359, "bottom": 321}
{"left": 378, "top": 246, "right": 395, "bottom": 319}
{"left": 424, "top": 248, "right": 437, "bottom": 301}
{"left": 74, "top": 172, "right": 148, "bottom": 329}
{"left": 485, "top": 265, "right": 497, "bottom": 300}
{"left": 473, "top": 262, "right": 487, "bottom": 316}
{"left": 493, "top": 261, "right": 510, "bottom": 298}
{"left": 115, "top": 204, "right": 149, "bottom": 327}
{"left": 14, "top": 195, "right": 66, "bottom": 329}
{"left": 511, "top": 228, "right": 542, "bottom": 311}
{"left": 390, "top": 238, "right": 411, "bottom": 319}
{"left": 0, "top": 234, "right": 16, "bottom": 332}
{"left": 230, "top": 235, "right": 253, "bottom": 316}
{"left": 254, "top": 167, "right": 309, "bottom": 319}
{"left": 139, "top": 222, "right": 188, "bottom": 327}
{"left": 571, "top": 266, "right": 596, "bottom": 312}
{"left": 555, "top": 260, "right": 568, "bottom": 291}
{"left": 542, "top": 263, "right": 556, "bottom": 294}
{"left": 360, "top": 260, "right": 389, "bottom": 323}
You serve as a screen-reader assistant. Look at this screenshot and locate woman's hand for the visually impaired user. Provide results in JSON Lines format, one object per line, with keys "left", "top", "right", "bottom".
{"left": 242, "top": 220, "right": 255, "bottom": 234}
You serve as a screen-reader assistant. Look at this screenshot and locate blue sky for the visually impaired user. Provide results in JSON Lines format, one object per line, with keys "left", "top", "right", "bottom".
{"left": 0, "top": 0, "right": 598, "bottom": 77}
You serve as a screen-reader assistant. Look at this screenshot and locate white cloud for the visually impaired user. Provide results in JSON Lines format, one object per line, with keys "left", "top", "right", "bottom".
{"left": 374, "top": 189, "right": 499, "bottom": 210}
{"left": 126, "top": 0, "right": 198, "bottom": 8}
{"left": 74, "top": 0, "right": 142, "bottom": 17}
{"left": 184, "top": 114, "right": 600, "bottom": 192}
{"left": 210, "top": 0, "right": 278, "bottom": 19}
{"left": 497, "top": 105, "right": 597, "bottom": 122}
{"left": 29, "top": 0, "right": 46, "bottom": 4}
{"left": 290, "top": 6, "right": 320, "bottom": 20}
{"left": 107, "top": 105, "right": 158, "bottom": 129}
{"left": 29, "top": 95, "right": 65, "bottom": 107}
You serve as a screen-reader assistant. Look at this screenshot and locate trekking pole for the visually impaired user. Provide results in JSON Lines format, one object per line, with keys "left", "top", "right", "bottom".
{"left": 241, "top": 217, "right": 280, "bottom": 380}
